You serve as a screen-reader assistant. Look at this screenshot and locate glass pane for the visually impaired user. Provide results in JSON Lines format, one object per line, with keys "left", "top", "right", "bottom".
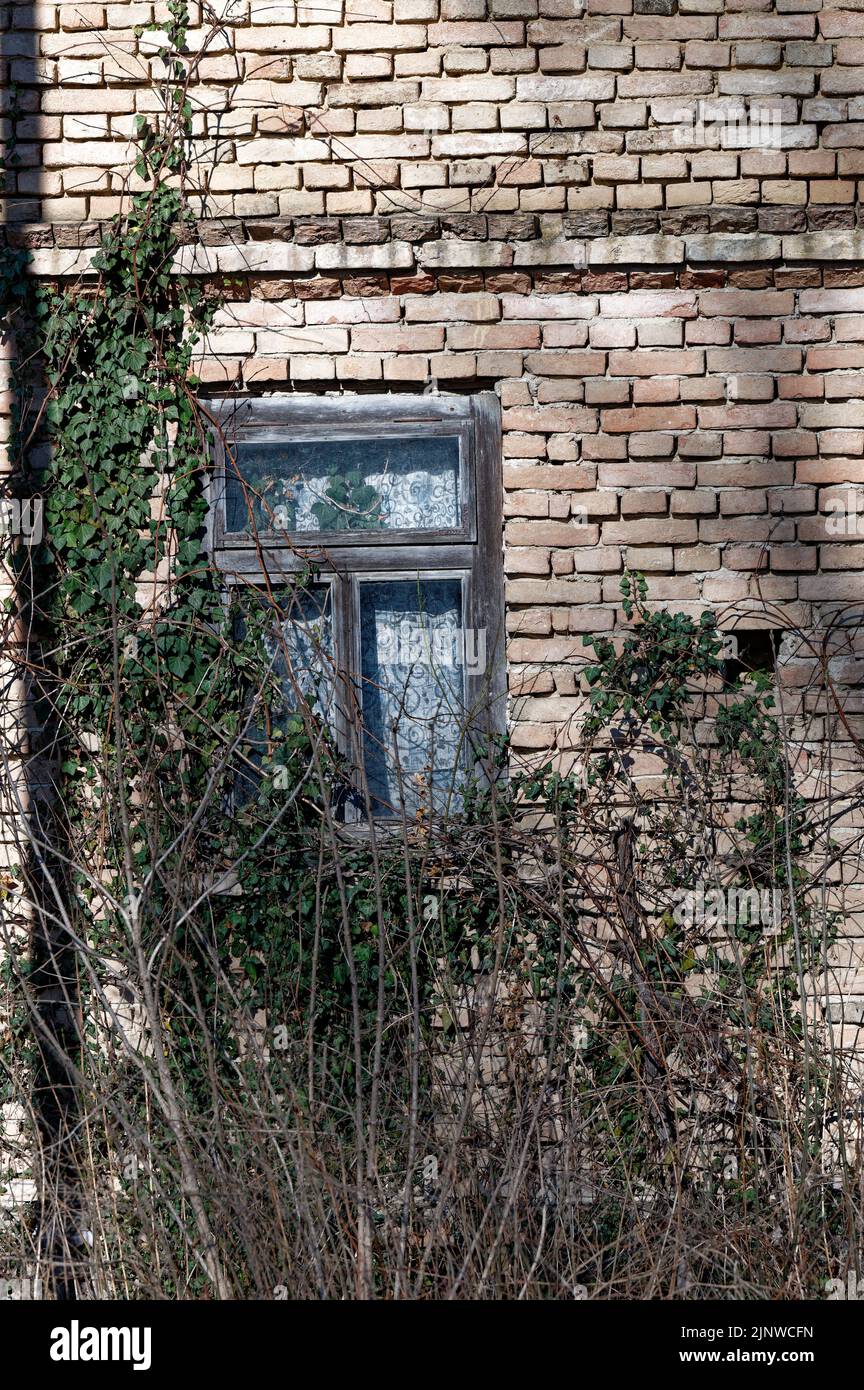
{"left": 359, "top": 578, "right": 467, "bottom": 818}
{"left": 262, "top": 585, "right": 334, "bottom": 723}
{"left": 224, "top": 434, "right": 462, "bottom": 535}
{"left": 234, "top": 585, "right": 334, "bottom": 803}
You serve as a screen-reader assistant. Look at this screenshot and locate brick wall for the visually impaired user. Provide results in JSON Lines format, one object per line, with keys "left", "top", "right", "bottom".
{"left": 3, "top": 0, "right": 864, "bottom": 225}
{"left": 2, "top": 1, "right": 864, "bottom": 1005}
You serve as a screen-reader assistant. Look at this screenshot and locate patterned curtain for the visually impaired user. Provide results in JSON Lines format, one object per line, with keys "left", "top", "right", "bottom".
{"left": 233, "top": 584, "right": 331, "bottom": 805}
{"left": 226, "top": 435, "right": 461, "bottom": 534}
{"left": 359, "top": 578, "right": 466, "bottom": 817}
{"left": 264, "top": 586, "right": 333, "bottom": 721}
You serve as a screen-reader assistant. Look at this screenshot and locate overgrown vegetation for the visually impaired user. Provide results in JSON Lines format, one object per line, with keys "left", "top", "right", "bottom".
{"left": 1, "top": 3, "right": 863, "bottom": 1300}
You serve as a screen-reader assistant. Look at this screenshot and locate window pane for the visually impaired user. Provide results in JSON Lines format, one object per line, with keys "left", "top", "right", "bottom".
{"left": 359, "top": 578, "right": 467, "bottom": 818}
{"left": 263, "top": 585, "right": 334, "bottom": 723}
{"left": 225, "top": 434, "right": 462, "bottom": 535}
{"left": 234, "top": 585, "right": 334, "bottom": 802}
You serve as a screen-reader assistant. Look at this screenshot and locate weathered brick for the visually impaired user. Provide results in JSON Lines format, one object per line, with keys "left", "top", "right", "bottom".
{"left": 404, "top": 293, "right": 500, "bottom": 322}
{"left": 620, "top": 489, "right": 668, "bottom": 516}
{"left": 526, "top": 351, "right": 606, "bottom": 375}
{"left": 608, "top": 348, "right": 704, "bottom": 376}
{"left": 602, "top": 519, "right": 698, "bottom": 544}
{"left": 11, "top": 0, "right": 864, "bottom": 796}
{"left": 602, "top": 405, "right": 696, "bottom": 433}
{"left": 599, "top": 290, "right": 697, "bottom": 318}
{"left": 700, "top": 290, "right": 795, "bottom": 318}
{"left": 505, "top": 520, "right": 600, "bottom": 546}
{"left": 503, "top": 406, "right": 597, "bottom": 433}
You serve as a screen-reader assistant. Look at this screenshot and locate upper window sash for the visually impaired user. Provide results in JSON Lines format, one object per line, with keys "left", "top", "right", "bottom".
{"left": 208, "top": 395, "right": 477, "bottom": 551}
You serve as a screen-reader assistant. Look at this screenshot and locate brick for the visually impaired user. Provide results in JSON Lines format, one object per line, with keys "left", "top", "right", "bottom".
{"left": 707, "top": 347, "right": 802, "bottom": 374}
{"left": 505, "top": 548, "right": 552, "bottom": 576}
{"left": 624, "top": 547, "right": 674, "bottom": 572}
{"left": 618, "top": 72, "right": 714, "bottom": 98}
{"left": 503, "top": 407, "right": 597, "bottom": 432}
{"left": 433, "top": 133, "right": 527, "bottom": 157}
{"left": 423, "top": 77, "right": 516, "bottom": 102}
{"left": 700, "top": 290, "right": 795, "bottom": 318}
{"left": 799, "top": 576, "right": 864, "bottom": 601}
{"left": 503, "top": 294, "right": 598, "bottom": 320}
{"left": 517, "top": 75, "right": 616, "bottom": 101}
{"left": 602, "top": 405, "right": 696, "bottom": 433}
{"left": 419, "top": 241, "right": 514, "bottom": 269}
{"left": 505, "top": 521, "right": 600, "bottom": 546}
{"left": 395, "top": 0, "right": 438, "bottom": 16}
{"left": 599, "top": 461, "right": 696, "bottom": 487}
{"left": 450, "top": 324, "right": 541, "bottom": 350}
{"left": 608, "top": 348, "right": 704, "bottom": 376}
{"left": 801, "top": 403, "right": 864, "bottom": 430}
{"left": 504, "top": 465, "right": 596, "bottom": 491}
{"left": 698, "top": 403, "right": 797, "bottom": 430}
{"left": 404, "top": 293, "right": 500, "bottom": 322}
{"left": 801, "top": 289, "right": 864, "bottom": 316}
{"left": 351, "top": 324, "right": 444, "bottom": 352}
{"left": 526, "top": 350, "right": 606, "bottom": 375}
{"left": 428, "top": 22, "right": 525, "bottom": 46}
{"left": 235, "top": 25, "right": 331, "bottom": 51}
{"left": 720, "top": 15, "right": 815, "bottom": 39}
{"left": 698, "top": 462, "right": 795, "bottom": 489}
{"left": 599, "top": 290, "right": 697, "bottom": 319}
{"left": 602, "top": 519, "right": 698, "bottom": 544}
{"left": 686, "top": 234, "right": 781, "bottom": 262}
{"left": 620, "top": 489, "right": 668, "bottom": 516}
{"left": 588, "top": 235, "right": 683, "bottom": 264}
{"left": 586, "top": 380, "right": 630, "bottom": 405}
{"left": 672, "top": 490, "right": 717, "bottom": 517}
{"left": 328, "top": 81, "right": 420, "bottom": 108}
{"left": 676, "top": 545, "right": 721, "bottom": 571}
{"left": 331, "top": 24, "right": 428, "bottom": 51}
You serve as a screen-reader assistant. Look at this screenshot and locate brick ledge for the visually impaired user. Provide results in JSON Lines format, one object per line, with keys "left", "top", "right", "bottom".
{"left": 9, "top": 223, "right": 864, "bottom": 279}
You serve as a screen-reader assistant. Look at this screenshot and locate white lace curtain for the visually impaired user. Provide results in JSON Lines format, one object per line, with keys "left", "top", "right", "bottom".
{"left": 227, "top": 435, "right": 461, "bottom": 534}
{"left": 359, "top": 578, "right": 466, "bottom": 816}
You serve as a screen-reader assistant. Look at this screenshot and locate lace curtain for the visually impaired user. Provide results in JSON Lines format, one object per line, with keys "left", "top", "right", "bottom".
{"left": 359, "top": 578, "right": 466, "bottom": 817}
{"left": 263, "top": 586, "right": 334, "bottom": 722}
{"left": 226, "top": 435, "right": 461, "bottom": 535}
{"left": 233, "top": 585, "right": 332, "bottom": 805}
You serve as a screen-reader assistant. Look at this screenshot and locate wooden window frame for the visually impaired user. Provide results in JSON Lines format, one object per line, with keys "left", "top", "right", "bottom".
{"left": 209, "top": 392, "right": 506, "bottom": 819}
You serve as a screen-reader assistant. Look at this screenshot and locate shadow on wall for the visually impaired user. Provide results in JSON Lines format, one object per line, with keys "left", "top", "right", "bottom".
{"left": 1, "top": 0, "right": 84, "bottom": 1301}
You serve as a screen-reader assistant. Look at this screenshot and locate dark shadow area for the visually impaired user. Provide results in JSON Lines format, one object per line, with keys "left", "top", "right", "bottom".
{"left": 1, "top": 1, "right": 82, "bottom": 1300}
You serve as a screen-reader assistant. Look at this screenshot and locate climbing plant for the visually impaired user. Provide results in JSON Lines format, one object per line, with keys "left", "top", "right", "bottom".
{"left": 0, "top": 4, "right": 853, "bottom": 1301}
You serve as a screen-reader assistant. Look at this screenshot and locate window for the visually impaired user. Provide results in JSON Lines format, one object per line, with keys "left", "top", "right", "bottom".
{"left": 210, "top": 394, "right": 505, "bottom": 821}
